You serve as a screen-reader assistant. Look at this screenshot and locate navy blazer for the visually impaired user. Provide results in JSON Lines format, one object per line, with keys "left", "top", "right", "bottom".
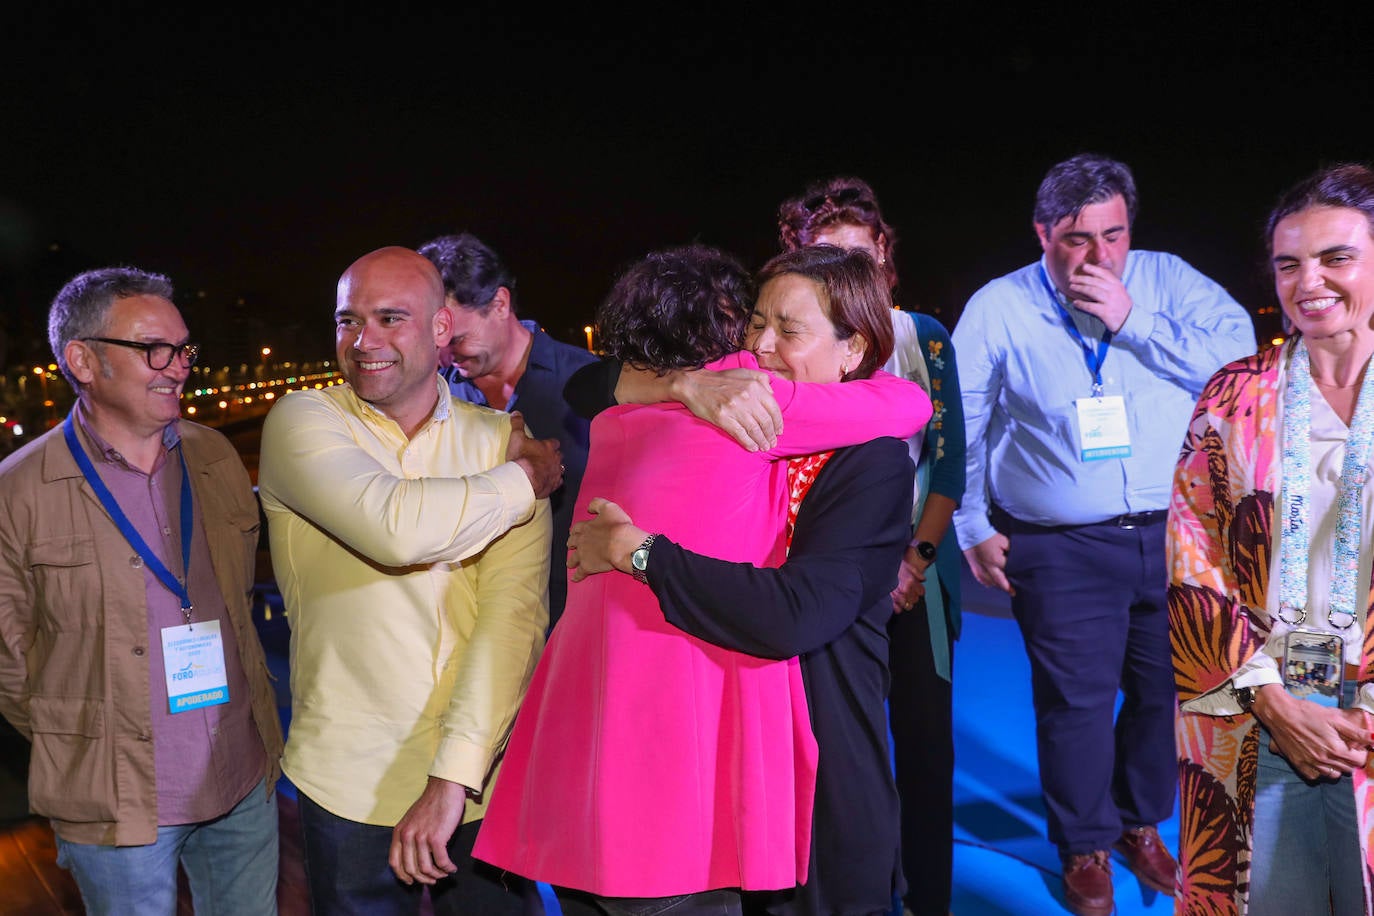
{"left": 647, "top": 436, "right": 915, "bottom": 916}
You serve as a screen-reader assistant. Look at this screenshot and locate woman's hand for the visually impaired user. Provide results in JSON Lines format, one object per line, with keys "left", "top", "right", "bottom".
{"left": 672, "top": 369, "right": 782, "bottom": 452}
{"left": 891, "top": 546, "right": 930, "bottom": 613}
{"left": 567, "top": 497, "right": 648, "bottom": 582}
{"left": 1253, "top": 684, "right": 1374, "bottom": 781}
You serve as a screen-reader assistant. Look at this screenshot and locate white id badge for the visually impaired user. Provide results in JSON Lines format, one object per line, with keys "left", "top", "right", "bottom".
{"left": 161, "top": 620, "right": 230, "bottom": 713}
{"left": 1074, "top": 396, "right": 1132, "bottom": 461}
{"left": 1283, "top": 628, "right": 1345, "bottom": 708}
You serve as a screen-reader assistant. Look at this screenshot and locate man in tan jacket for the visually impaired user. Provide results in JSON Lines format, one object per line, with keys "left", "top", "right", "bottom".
{"left": 0, "top": 267, "right": 284, "bottom": 914}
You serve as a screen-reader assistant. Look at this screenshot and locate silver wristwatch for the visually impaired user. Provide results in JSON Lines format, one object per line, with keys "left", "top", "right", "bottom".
{"left": 631, "top": 533, "right": 659, "bottom": 584}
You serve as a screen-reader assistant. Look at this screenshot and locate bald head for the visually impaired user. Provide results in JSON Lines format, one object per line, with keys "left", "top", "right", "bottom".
{"left": 338, "top": 246, "right": 446, "bottom": 317}
{"left": 333, "top": 246, "right": 456, "bottom": 437}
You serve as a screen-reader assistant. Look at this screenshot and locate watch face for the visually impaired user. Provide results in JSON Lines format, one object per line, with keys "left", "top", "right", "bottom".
{"left": 916, "top": 541, "right": 937, "bottom": 561}
{"left": 631, "top": 548, "right": 649, "bottom": 571}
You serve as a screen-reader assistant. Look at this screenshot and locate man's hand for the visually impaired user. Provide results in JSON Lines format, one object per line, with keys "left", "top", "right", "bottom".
{"left": 506, "top": 411, "right": 564, "bottom": 498}
{"left": 1067, "top": 263, "right": 1133, "bottom": 333}
{"left": 388, "top": 776, "right": 467, "bottom": 885}
{"left": 672, "top": 368, "right": 783, "bottom": 452}
{"left": 891, "top": 546, "right": 931, "bottom": 613}
{"left": 1254, "top": 685, "right": 1373, "bottom": 781}
{"left": 964, "top": 534, "right": 1014, "bottom": 596}
{"left": 566, "top": 497, "right": 647, "bottom": 582}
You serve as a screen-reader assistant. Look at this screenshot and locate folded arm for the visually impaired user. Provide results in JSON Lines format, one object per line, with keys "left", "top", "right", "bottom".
{"left": 257, "top": 391, "right": 536, "bottom": 568}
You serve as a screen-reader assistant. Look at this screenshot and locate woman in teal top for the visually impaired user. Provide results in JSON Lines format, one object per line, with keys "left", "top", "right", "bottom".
{"left": 777, "top": 175, "right": 967, "bottom": 916}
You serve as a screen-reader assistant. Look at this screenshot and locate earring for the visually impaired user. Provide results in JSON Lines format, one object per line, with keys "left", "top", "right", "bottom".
{"left": 879, "top": 257, "right": 886, "bottom": 266}
{"left": 840, "top": 362, "right": 850, "bottom": 379}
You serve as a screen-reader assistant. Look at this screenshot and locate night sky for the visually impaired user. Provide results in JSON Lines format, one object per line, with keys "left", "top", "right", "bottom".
{"left": 3, "top": 6, "right": 1367, "bottom": 367}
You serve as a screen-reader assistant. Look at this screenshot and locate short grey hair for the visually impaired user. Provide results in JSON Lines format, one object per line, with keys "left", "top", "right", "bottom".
{"left": 48, "top": 267, "right": 174, "bottom": 385}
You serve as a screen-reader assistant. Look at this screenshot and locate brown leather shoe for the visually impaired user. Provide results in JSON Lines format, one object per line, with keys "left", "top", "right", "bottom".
{"left": 1113, "top": 825, "right": 1177, "bottom": 895}
{"left": 1062, "top": 850, "right": 1113, "bottom": 916}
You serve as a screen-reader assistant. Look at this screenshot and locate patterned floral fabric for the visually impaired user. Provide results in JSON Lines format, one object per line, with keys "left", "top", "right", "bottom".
{"left": 786, "top": 451, "right": 834, "bottom": 551}
{"left": 1168, "top": 339, "right": 1374, "bottom": 914}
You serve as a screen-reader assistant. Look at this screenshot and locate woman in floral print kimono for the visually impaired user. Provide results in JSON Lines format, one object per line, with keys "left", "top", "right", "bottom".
{"left": 1168, "top": 163, "right": 1374, "bottom": 914}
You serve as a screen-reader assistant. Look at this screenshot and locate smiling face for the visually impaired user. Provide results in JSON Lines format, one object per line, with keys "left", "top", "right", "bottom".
{"left": 334, "top": 247, "right": 451, "bottom": 434}
{"left": 1272, "top": 205, "right": 1374, "bottom": 348}
{"left": 745, "top": 273, "right": 866, "bottom": 383}
{"left": 1035, "top": 194, "right": 1131, "bottom": 299}
{"left": 66, "top": 294, "right": 191, "bottom": 439}
{"left": 443, "top": 288, "right": 513, "bottom": 381}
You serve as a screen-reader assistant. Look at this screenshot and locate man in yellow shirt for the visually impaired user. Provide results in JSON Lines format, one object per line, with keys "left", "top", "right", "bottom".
{"left": 258, "top": 246, "right": 561, "bottom": 914}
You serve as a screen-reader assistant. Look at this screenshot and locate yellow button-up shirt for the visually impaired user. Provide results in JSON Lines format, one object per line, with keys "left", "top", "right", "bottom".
{"left": 258, "top": 378, "right": 550, "bottom": 826}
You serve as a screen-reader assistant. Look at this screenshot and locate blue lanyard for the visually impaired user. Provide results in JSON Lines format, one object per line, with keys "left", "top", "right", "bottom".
{"left": 1278, "top": 340, "right": 1374, "bottom": 631}
{"left": 63, "top": 414, "right": 196, "bottom": 622}
{"left": 1041, "top": 265, "right": 1113, "bottom": 396}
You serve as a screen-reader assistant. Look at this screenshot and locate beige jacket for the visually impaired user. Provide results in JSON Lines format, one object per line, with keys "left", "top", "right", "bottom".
{"left": 0, "top": 419, "right": 284, "bottom": 845}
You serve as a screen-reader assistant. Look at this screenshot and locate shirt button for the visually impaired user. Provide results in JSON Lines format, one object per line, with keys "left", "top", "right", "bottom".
{"left": 129, "top": 556, "right": 143, "bottom": 569}
{"left": 137, "top": 733, "right": 152, "bottom": 742}
{"left": 162, "top": 527, "right": 171, "bottom": 536}
{"left": 132, "top": 646, "right": 145, "bottom": 657}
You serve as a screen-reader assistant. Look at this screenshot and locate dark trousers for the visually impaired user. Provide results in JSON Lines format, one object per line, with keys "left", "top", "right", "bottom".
{"left": 1000, "top": 514, "right": 1178, "bottom": 855}
{"left": 887, "top": 587, "right": 953, "bottom": 915}
{"left": 596, "top": 889, "right": 743, "bottom": 916}
{"left": 298, "top": 791, "right": 524, "bottom": 915}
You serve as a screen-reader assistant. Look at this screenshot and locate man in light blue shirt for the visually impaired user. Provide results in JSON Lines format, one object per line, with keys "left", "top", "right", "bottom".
{"left": 952, "top": 153, "right": 1255, "bottom": 916}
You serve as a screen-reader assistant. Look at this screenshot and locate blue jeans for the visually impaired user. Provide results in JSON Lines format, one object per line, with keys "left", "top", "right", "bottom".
{"left": 297, "top": 791, "right": 524, "bottom": 915}
{"left": 1248, "top": 685, "right": 1364, "bottom": 916}
{"left": 595, "top": 889, "right": 743, "bottom": 916}
{"left": 55, "top": 776, "right": 278, "bottom": 915}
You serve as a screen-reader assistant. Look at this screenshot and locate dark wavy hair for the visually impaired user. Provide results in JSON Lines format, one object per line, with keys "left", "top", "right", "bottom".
{"left": 1265, "top": 162, "right": 1374, "bottom": 256}
{"left": 1033, "top": 153, "right": 1138, "bottom": 230}
{"left": 596, "top": 243, "right": 754, "bottom": 372}
{"left": 417, "top": 231, "right": 516, "bottom": 314}
{"left": 756, "top": 245, "right": 894, "bottom": 381}
{"left": 776, "top": 176, "right": 899, "bottom": 291}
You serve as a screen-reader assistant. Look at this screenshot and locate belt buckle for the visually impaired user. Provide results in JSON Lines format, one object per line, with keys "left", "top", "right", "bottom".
{"left": 1115, "top": 512, "right": 1144, "bottom": 529}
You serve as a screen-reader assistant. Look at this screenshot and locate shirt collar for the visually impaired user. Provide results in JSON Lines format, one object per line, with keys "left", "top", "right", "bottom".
{"left": 521, "top": 320, "right": 555, "bottom": 373}
{"left": 351, "top": 375, "right": 452, "bottom": 428}
{"left": 71, "top": 399, "right": 181, "bottom": 469}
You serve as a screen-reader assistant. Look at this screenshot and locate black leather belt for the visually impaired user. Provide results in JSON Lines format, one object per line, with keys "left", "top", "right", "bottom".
{"left": 1107, "top": 510, "right": 1168, "bottom": 529}
{"left": 992, "top": 504, "right": 1167, "bottom": 533}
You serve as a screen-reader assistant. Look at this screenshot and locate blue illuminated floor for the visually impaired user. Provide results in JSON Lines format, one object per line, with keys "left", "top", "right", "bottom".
{"left": 949, "top": 574, "right": 1178, "bottom": 915}
{"left": 254, "top": 571, "right": 1180, "bottom": 916}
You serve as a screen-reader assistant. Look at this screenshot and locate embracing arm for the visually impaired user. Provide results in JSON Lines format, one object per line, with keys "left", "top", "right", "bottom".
{"left": 257, "top": 391, "right": 537, "bottom": 568}
{"left": 563, "top": 358, "right": 623, "bottom": 421}
{"left": 648, "top": 440, "right": 914, "bottom": 658}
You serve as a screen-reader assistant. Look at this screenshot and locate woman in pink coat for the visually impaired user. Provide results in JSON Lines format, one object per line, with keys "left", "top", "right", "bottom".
{"left": 474, "top": 244, "right": 930, "bottom": 914}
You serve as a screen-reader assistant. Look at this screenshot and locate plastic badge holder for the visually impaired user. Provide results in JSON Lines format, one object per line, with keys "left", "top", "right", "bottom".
{"left": 1283, "top": 628, "right": 1345, "bottom": 708}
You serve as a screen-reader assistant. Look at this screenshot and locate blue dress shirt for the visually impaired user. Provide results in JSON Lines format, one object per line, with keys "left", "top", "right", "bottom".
{"left": 442, "top": 319, "right": 596, "bottom": 625}
{"left": 951, "top": 250, "right": 1256, "bottom": 548}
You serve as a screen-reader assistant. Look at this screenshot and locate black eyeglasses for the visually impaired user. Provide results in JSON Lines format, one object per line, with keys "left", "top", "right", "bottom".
{"left": 81, "top": 337, "right": 201, "bottom": 370}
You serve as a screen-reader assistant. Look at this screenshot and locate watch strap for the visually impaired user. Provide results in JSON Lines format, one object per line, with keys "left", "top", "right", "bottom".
{"left": 631, "top": 533, "right": 658, "bottom": 584}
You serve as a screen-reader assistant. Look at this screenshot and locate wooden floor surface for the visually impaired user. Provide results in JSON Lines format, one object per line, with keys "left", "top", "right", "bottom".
{"left": 0, "top": 791, "right": 310, "bottom": 916}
